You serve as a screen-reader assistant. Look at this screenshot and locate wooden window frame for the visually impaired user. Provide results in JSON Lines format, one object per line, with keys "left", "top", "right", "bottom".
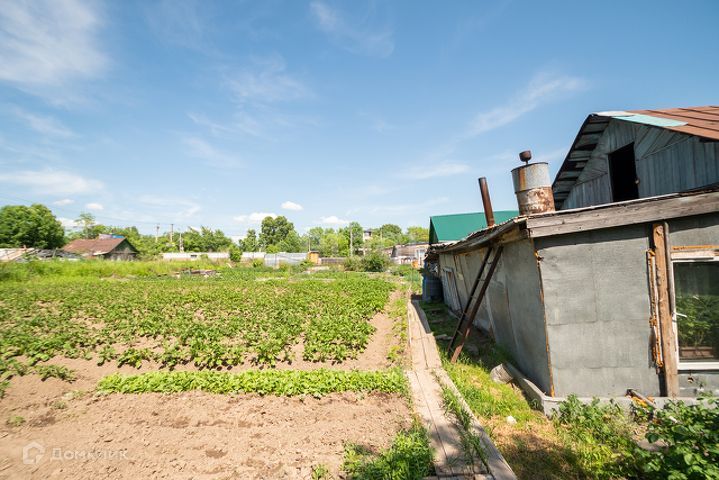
{"left": 671, "top": 248, "right": 719, "bottom": 371}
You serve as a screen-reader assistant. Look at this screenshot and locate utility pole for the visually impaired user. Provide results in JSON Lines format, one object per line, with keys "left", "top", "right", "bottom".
{"left": 170, "top": 224, "right": 174, "bottom": 243}
{"left": 155, "top": 224, "right": 160, "bottom": 243}
{"left": 179, "top": 232, "right": 184, "bottom": 252}
{"left": 349, "top": 227, "right": 353, "bottom": 257}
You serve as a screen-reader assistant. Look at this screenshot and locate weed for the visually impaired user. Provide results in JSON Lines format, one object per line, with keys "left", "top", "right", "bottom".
{"left": 311, "top": 464, "right": 332, "bottom": 479}
{"left": 6, "top": 415, "right": 25, "bottom": 427}
{"left": 343, "top": 421, "right": 433, "bottom": 480}
{"left": 440, "top": 383, "right": 487, "bottom": 468}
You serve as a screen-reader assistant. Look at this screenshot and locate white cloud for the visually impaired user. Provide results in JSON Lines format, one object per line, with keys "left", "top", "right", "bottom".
{"left": 320, "top": 215, "right": 349, "bottom": 226}
{"left": 53, "top": 198, "right": 74, "bottom": 206}
{"left": 234, "top": 212, "right": 277, "bottom": 224}
{"left": 467, "top": 72, "right": 586, "bottom": 136}
{"left": 281, "top": 201, "right": 303, "bottom": 211}
{"left": 405, "top": 162, "right": 471, "bottom": 180}
{"left": 57, "top": 217, "right": 79, "bottom": 228}
{"left": 85, "top": 202, "right": 103, "bottom": 211}
{"left": 226, "top": 55, "right": 310, "bottom": 105}
{"left": 0, "top": 0, "right": 107, "bottom": 99}
{"left": 0, "top": 169, "right": 103, "bottom": 195}
{"left": 310, "top": 2, "right": 394, "bottom": 58}
{"left": 366, "top": 197, "right": 449, "bottom": 215}
{"left": 12, "top": 108, "right": 75, "bottom": 138}
{"left": 182, "top": 137, "right": 242, "bottom": 168}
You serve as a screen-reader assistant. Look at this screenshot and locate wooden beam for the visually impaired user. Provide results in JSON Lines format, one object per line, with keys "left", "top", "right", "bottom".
{"left": 527, "top": 190, "right": 719, "bottom": 238}
{"left": 449, "top": 246, "right": 503, "bottom": 363}
{"left": 653, "top": 223, "right": 679, "bottom": 397}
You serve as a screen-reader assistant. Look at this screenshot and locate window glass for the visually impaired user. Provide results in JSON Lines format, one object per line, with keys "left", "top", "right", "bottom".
{"left": 674, "top": 262, "right": 719, "bottom": 362}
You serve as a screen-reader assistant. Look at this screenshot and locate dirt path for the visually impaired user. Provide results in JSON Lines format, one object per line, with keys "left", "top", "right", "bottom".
{"left": 0, "top": 391, "right": 410, "bottom": 479}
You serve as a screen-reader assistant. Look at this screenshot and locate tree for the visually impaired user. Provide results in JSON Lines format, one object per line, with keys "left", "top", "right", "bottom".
{"left": 0, "top": 204, "right": 65, "bottom": 249}
{"left": 406, "top": 226, "right": 429, "bottom": 243}
{"left": 182, "top": 227, "right": 232, "bottom": 252}
{"left": 75, "top": 212, "right": 104, "bottom": 239}
{"left": 241, "top": 229, "right": 258, "bottom": 252}
{"left": 339, "top": 222, "right": 363, "bottom": 255}
{"left": 259, "top": 216, "right": 301, "bottom": 252}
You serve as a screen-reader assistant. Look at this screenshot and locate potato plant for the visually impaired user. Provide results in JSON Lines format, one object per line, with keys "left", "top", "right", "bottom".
{"left": 0, "top": 272, "right": 393, "bottom": 381}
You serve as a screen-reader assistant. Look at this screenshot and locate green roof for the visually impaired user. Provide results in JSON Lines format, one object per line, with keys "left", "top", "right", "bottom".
{"left": 429, "top": 211, "right": 518, "bottom": 244}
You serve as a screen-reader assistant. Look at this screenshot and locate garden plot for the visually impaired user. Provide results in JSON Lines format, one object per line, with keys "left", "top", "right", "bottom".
{"left": 0, "top": 267, "right": 427, "bottom": 479}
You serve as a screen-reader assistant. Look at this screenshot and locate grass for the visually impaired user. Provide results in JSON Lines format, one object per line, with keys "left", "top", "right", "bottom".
{"left": 439, "top": 383, "right": 488, "bottom": 469}
{"left": 419, "top": 301, "right": 587, "bottom": 479}
{"left": 96, "top": 368, "right": 409, "bottom": 397}
{"left": 343, "top": 421, "right": 434, "bottom": 480}
{"left": 386, "top": 294, "right": 408, "bottom": 366}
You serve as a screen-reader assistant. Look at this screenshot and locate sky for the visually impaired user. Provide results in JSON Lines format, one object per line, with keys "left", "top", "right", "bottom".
{"left": 1, "top": 0, "right": 718, "bottom": 238}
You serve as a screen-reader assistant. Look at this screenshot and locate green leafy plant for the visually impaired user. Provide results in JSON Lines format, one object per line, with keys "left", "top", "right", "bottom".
{"left": 6, "top": 415, "right": 25, "bottom": 427}
{"left": 33, "top": 364, "right": 77, "bottom": 382}
{"left": 343, "top": 422, "right": 433, "bottom": 480}
{"left": 97, "top": 368, "right": 408, "bottom": 397}
{"left": 637, "top": 395, "right": 719, "bottom": 479}
{"left": 554, "top": 395, "right": 640, "bottom": 479}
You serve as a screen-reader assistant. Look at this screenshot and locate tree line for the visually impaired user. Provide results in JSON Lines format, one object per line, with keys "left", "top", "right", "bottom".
{"left": 0, "top": 204, "right": 429, "bottom": 258}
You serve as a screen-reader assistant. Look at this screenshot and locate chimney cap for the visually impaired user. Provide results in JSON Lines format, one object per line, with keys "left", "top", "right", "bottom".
{"left": 519, "top": 150, "right": 532, "bottom": 164}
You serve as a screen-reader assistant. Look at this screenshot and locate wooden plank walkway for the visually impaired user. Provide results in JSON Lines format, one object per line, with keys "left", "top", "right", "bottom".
{"left": 406, "top": 300, "right": 516, "bottom": 480}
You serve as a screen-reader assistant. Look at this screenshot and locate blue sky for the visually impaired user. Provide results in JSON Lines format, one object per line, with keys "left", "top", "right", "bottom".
{"left": 1, "top": 0, "right": 717, "bottom": 237}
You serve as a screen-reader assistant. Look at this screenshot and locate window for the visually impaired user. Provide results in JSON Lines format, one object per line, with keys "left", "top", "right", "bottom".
{"left": 608, "top": 143, "right": 639, "bottom": 202}
{"left": 674, "top": 261, "right": 719, "bottom": 365}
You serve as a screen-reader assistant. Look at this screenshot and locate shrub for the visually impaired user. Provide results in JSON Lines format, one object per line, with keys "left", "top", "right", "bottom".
{"left": 638, "top": 395, "right": 719, "bottom": 479}
{"left": 343, "top": 256, "right": 362, "bottom": 272}
{"left": 361, "top": 252, "right": 390, "bottom": 272}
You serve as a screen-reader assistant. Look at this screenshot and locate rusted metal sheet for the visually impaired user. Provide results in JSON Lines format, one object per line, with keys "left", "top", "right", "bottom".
{"left": 511, "top": 162, "right": 556, "bottom": 215}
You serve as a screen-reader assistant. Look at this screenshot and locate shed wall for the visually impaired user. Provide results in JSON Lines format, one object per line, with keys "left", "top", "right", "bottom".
{"left": 438, "top": 240, "right": 552, "bottom": 393}
{"left": 562, "top": 121, "right": 719, "bottom": 209}
{"left": 536, "top": 225, "right": 660, "bottom": 397}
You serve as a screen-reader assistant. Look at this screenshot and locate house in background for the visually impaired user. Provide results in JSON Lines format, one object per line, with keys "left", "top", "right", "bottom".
{"left": 390, "top": 243, "right": 429, "bottom": 267}
{"left": 427, "top": 105, "right": 719, "bottom": 405}
{"left": 63, "top": 235, "right": 138, "bottom": 261}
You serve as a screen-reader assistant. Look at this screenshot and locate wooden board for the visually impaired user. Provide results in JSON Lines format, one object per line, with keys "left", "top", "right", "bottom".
{"left": 653, "top": 223, "right": 679, "bottom": 397}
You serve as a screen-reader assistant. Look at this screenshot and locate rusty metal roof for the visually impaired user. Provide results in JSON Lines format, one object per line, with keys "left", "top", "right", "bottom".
{"left": 62, "top": 237, "right": 135, "bottom": 255}
{"left": 552, "top": 105, "right": 719, "bottom": 207}
{"left": 628, "top": 106, "right": 719, "bottom": 140}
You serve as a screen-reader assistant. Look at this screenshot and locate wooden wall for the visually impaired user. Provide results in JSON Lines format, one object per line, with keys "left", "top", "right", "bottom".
{"left": 562, "top": 120, "right": 719, "bottom": 209}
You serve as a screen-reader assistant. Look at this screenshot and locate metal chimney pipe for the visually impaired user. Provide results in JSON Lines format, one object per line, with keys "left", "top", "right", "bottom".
{"left": 478, "top": 177, "right": 495, "bottom": 228}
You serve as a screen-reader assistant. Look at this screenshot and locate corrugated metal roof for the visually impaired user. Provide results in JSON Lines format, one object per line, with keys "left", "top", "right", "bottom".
{"left": 629, "top": 106, "right": 719, "bottom": 140}
{"left": 63, "top": 237, "right": 134, "bottom": 255}
{"left": 429, "top": 211, "right": 518, "bottom": 244}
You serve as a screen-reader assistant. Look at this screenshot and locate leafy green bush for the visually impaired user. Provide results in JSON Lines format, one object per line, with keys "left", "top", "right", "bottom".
{"left": 97, "top": 368, "right": 408, "bottom": 397}
{"left": 343, "top": 422, "right": 433, "bottom": 480}
{"left": 343, "top": 256, "right": 363, "bottom": 272}
{"left": 638, "top": 395, "right": 719, "bottom": 480}
{"left": 361, "top": 252, "right": 390, "bottom": 272}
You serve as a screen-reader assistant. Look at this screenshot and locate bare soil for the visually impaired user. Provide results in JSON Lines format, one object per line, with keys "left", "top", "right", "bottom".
{"left": 0, "top": 291, "right": 411, "bottom": 479}
{"left": 0, "top": 389, "right": 410, "bottom": 479}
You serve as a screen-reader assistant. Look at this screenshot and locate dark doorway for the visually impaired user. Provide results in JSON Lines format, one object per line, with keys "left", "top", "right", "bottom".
{"left": 608, "top": 143, "right": 639, "bottom": 202}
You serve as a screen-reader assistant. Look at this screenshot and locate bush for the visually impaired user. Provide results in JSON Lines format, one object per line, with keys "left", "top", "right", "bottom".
{"left": 638, "top": 395, "right": 719, "bottom": 479}
{"left": 343, "top": 256, "right": 362, "bottom": 272}
{"left": 361, "top": 252, "right": 390, "bottom": 272}
{"left": 229, "top": 245, "right": 242, "bottom": 262}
